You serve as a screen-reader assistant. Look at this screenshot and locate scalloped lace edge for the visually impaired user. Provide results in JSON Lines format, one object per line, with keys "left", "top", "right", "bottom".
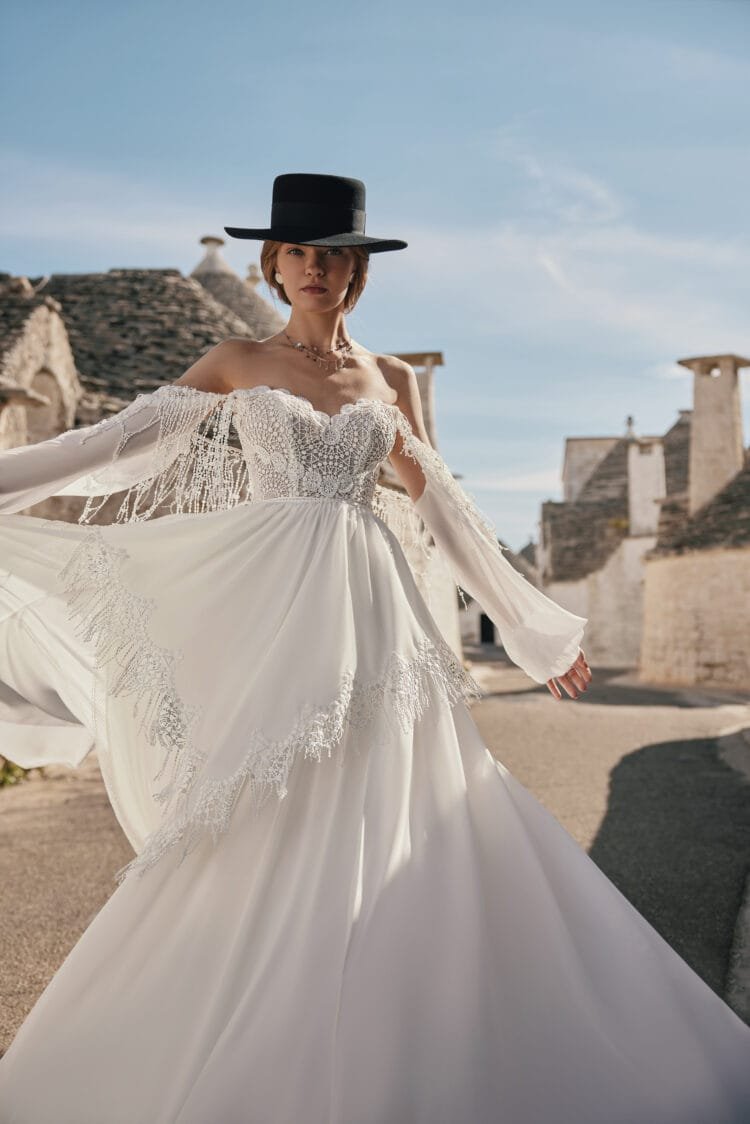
{"left": 54, "top": 524, "right": 484, "bottom": 885}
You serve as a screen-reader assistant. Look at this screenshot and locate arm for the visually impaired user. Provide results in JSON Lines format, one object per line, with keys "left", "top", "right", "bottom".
{"left": 0, "top": 392, "right": 166, "bottom": 514}
{"left": 0, "top": 347, "right": 248, "bottom": 522}
{"left": 386, "top": 361, "right": 590, "bottom": 696}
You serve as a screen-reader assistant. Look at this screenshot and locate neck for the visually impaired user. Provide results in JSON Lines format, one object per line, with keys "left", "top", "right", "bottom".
{"left": 284, "top": 309, "right": 351, "bottom": 353}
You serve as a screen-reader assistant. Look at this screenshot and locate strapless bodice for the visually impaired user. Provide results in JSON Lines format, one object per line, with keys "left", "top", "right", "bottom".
{"left": 229, "top": 384, "right": 399, "bottom": 507}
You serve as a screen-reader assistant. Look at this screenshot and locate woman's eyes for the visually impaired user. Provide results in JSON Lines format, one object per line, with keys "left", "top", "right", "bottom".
{"left": 286, "top": 247, "right": 342, "bottom": 256}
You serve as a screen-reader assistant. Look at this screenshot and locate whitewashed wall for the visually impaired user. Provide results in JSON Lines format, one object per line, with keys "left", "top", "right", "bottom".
{"left": 544, "top": 535, "right": 657, "bottom": 667}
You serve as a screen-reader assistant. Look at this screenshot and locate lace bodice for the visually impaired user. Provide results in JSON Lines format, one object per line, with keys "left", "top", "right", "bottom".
{"left": 230, "top": 384, "right": 398, "bottom": 507}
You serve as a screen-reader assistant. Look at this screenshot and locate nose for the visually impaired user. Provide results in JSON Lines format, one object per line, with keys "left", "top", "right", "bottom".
{"left": 305, "top": 252, "right": 326, "bottom": 277}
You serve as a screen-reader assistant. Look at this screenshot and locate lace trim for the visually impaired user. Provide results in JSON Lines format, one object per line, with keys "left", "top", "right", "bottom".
{"left": 53, "top": 523, "right": 484, "bottom": 886}
{"left": 117, "top": 634, "right": 483, "bottom": 884}
{"left": 77, "top": 385, "right": 251, "bottom": 525}
{"left": 371, "top": 484, "right": 433, "bottom": 580}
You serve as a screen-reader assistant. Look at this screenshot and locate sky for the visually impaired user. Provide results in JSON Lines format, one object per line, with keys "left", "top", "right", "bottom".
{"left": 2, "top": 0, "right": 749, "bottom": 551}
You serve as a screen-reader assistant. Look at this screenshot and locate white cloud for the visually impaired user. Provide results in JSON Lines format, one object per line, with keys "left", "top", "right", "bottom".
{"left": 390, "top": 136, "right": 750, "bottom": 356}
{"left": 491, "top": 131, "right": 625, "bottom": 226}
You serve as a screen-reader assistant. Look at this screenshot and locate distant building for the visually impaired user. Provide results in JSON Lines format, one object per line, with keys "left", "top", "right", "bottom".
{"left": 536, "top": 411, "right": 687, "bottom": 668}
{"left": 640, "top": 355, "right": 750, "bottom": 690}
{"left": 535, "top": 352, "right": 749, "bottom": 689}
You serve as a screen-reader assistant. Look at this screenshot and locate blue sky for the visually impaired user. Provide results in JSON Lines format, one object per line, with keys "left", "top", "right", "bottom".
{"left": 2, "top": 0, "right": 748, "bottom": 551}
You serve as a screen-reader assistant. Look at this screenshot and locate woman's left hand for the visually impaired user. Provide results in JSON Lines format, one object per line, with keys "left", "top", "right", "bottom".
{"left": 546, "top": 647, "right": 592, "bottom": 700}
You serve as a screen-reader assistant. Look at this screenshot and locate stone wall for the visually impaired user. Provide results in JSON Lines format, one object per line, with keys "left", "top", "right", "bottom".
{"left": 641, "top": 547, "right": 750, "bottom": 689}
{"left": 545, "top": 535, "right": 657, "bottom": 668}
{"left": 0, "top": 302, "right": 80, "bottom": 452}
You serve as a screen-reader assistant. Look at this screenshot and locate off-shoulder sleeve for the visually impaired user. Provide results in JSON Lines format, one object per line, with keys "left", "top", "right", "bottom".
{"left": 392, "top": 409, "right": 588, "bottom": 685}
{"left": 0, "top": 385, "right": 249, "bottom": 523}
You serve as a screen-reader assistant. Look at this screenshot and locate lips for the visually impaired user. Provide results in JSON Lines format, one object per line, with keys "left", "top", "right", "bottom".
{"left": 302, "top": 286, "right": 327, "bottom": 293}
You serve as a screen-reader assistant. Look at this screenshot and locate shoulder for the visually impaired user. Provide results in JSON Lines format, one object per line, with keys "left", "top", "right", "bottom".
{"left": 172, "top": 337, "right": 259, "bottom": 394}
{"left": 376, "top": 354, "right": 431, "bottom": 444}
{"left": 376, "top": 353, "right": 414, "bottom": 393}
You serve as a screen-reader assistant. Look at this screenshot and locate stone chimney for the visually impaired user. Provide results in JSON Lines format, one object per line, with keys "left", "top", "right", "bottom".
{"left": 246, "top": 264, "right": 263, "bottom": 289}
{"left": 190, "top": 235, "right": 235, "bottom": 277}
{"left": 677, "top": 353, "right": 748, "bottom": 515}
{"left": 628, "top": 437, "right": 666, "bottom": 535}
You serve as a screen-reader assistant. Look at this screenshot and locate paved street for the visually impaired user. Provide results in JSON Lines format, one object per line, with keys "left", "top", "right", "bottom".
{"left": 1, "top": 651, "right": 749, "bottom": 1054}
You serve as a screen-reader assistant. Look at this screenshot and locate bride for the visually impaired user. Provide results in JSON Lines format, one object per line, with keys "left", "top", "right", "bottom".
{"left": 0, "top": 172, "right": 748, "bottom": 1123}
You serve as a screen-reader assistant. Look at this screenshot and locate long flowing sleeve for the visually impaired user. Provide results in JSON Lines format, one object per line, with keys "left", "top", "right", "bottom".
{"left": 393, "top": 410, "right": 587, "bottom": 685}
{"left": 0, "top": 385, "right": 249, "bottom": 522}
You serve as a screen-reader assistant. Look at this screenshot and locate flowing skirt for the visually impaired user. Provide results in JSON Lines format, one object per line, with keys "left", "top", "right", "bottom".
{"left": 0, "top": 498, "right": 748, "bottom": 1123}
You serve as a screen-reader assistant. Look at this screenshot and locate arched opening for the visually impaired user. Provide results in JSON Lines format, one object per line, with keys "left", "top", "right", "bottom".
{"left": 26, "top": 369, "right": 67, "bottom": 445}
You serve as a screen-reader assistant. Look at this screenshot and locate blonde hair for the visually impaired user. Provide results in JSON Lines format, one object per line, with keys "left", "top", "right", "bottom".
{"left": 260, "top": 241, "right": 370, "bottom": 314}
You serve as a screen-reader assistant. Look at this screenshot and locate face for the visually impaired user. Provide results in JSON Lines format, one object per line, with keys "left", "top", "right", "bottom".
{"left": 276, "top": 243, "right": 357, "bottom": 309}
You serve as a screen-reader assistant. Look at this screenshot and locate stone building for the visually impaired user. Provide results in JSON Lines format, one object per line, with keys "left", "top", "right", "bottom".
{"left": 0, "top": 239, "right": 464, "bottom": 654}
{"left": 535, "top": 410, "right": 688, "bottom": 668}
{"left": 534, "top": 352, "right": 749, "bottom": 687}
{"left": 640, "top": 354, "right": 750, "bottom": 690}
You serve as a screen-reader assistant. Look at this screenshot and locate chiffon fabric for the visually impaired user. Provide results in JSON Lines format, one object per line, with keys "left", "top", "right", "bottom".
{"left": 0, "top": 382, "right": 748, "bottom": 1123}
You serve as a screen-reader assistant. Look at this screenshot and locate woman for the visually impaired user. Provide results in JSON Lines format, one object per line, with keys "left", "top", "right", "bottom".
{"left": 0, "top": 173, "right": 747, "bottom": 1123}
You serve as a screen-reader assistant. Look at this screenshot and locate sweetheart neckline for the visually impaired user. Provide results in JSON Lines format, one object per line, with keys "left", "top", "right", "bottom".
{"left": 165, "top": 382, "right": 398, "bottom": 423}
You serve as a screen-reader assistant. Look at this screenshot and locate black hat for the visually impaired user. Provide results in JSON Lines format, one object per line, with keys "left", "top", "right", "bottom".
{"left": 224, "top": 173, "right": 407, "bottom": 254}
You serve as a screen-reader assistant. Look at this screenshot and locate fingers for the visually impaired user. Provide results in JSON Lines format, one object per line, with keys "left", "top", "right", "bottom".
{"left": 568, "top": 666, "right": 589, "bottom": 690}
{"left": 557, "top": 673, "right": 581, "bottom": 699}
{"left": 546, "top": 651, "right": 593, "bottom": 700}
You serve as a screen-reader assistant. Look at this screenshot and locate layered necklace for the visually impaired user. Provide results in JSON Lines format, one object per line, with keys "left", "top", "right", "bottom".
{"left": 283, "top": 330, "right": 354, "bottom": 373}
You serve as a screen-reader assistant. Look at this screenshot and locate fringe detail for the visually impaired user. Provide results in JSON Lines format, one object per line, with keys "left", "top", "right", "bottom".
{"left": 392, "top": 411, "right": 507, "bottom": 551}
{"left": 77, "top": 386, "right": 250, "bottom": 525}
{"left": 390, "top": 410, "right": 510, "bottom": 609}
{"left": 371, "top": 484, "right": 433, "bottom": 580}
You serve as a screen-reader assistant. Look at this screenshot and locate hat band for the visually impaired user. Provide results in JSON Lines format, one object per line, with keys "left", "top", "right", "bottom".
{"left": 270, "top": 200, "right": 366, "bottom": 233}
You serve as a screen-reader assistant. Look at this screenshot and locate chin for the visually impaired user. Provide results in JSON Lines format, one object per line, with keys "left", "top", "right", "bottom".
{"left": 297, "top": 296, "right": 339, "bottom": 310}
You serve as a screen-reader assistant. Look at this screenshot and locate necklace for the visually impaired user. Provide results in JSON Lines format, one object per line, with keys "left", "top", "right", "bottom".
{"left": 283, "top": 331, "right": 354, "bottom": 373}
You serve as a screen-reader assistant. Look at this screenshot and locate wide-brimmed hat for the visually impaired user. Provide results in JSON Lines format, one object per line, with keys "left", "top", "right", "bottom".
{"left": 224, "top": 173, "right": 407, "bottom": 253}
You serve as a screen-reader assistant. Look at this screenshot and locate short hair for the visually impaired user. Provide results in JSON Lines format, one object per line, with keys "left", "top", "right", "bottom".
{"left": 260, "top": 241, "right": 370, "bottom": 314}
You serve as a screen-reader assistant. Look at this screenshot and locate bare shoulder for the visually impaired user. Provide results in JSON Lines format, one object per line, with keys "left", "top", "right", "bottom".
{"left": 172, "top": 337, "right": 259, "bottom": 394}
{"left": 376, "top": 354, "right": 431, "bottom": 445}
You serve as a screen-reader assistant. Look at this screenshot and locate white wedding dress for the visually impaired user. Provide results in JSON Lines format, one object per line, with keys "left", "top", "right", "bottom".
{"left": 0, "top": 382, "right": 748, "bottom": 1123}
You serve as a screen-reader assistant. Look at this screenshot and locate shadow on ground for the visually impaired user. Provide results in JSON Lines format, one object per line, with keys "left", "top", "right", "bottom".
{"left": 587, "top": 730, "right": 750, "bottom": 997}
